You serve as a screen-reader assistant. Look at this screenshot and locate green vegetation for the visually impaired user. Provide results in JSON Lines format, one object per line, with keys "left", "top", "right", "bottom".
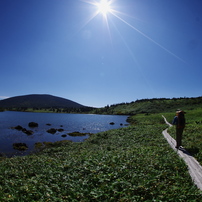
{"left": 1, "top": 96, "right": 202, "bottom": 200}
{"left": 68, "top": 131, "right": 92, "bottom": 136}
{"left": 2, "top": 106, "right": 95, "bottom": 114}
{"left": 0, "top": 111, "right": 202, "bottom": 201}
{"left": 90, "top": 96, "right": 202, "bottom": 115}
{"left": 2, "top": 96, "right": 202, "bottom": 115}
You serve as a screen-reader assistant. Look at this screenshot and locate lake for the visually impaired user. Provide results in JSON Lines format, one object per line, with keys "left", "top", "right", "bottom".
{"left": 0, "top": 111, "right": 129, "bottom": 157}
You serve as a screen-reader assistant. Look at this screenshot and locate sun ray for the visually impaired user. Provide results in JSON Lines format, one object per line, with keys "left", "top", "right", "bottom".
{"left": 78, "top": 11, "right": 99, "bottom": 32}
{"left": 80, "top": 0, "right": 114, "bottom": 42}
{"left": 110, "top": 19, "right": 156, "bottom": 97}
{"left": 81, "top": 0, "right": 186, "bottom": 64}
{"left": 110, "top": 12, "right": 186, "bottom": 63}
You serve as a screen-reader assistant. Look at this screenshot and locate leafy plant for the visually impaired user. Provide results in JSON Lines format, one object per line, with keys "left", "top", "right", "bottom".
{"left": 0, "top": 112, "right": 202, "bottom": 201}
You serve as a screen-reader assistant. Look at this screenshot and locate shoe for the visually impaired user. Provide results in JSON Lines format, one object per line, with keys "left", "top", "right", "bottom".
{"left": 175, "top": 146, "right": 179, "bottom": 149}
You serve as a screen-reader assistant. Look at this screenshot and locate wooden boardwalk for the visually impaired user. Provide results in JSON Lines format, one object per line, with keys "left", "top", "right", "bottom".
{"left": 162, "top": 115, "right": 202, "bottom": 191}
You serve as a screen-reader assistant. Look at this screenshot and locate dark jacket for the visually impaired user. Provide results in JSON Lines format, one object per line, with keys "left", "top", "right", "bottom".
{"left": 172, "top": 115, "right": 185, "bottom": 129}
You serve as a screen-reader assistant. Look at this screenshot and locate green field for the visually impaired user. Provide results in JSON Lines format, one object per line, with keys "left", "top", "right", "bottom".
{"left": 0, "top": 110, "right": 202, "bottom": 201}
{"left": 1, "top": 97, "right": 202, "bottom": 201}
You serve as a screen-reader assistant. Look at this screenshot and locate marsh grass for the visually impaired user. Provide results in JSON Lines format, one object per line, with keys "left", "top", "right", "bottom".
{"left": 0, "top": 113, "right": 202, "bottom": 201}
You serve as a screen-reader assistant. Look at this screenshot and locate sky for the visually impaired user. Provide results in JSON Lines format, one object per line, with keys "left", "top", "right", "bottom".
{"left": 1, "top": 0, "right": 202, "bottom": 107}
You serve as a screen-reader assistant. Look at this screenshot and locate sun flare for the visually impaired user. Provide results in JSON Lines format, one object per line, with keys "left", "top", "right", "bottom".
{"left": 95, "top": 0, "right": 112, "bottom": 16}
{"left": 81, "top": 0, "right": 185, "bottom": 64}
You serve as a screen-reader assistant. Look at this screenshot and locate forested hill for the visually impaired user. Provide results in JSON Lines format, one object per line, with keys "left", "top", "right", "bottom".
{"left": 0, "top": 94, "right": 86, "bottom": 109}
{"left": 90, "top": 96, "right": 202, "bottom": 115}
{"left": 1, "top": 95, "right": 202, "bottom": 115}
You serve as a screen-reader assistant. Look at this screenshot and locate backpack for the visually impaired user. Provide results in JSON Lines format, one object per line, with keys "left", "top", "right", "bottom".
{"left": 177, "top": 111, "right": 185, "bottom": 128}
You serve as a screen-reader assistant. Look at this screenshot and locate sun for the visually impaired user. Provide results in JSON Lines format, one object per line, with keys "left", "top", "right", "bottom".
{"left": 81, "top": 0, "right": 114, "bottom": 20}
{"left": 95, "top": 0, "right": 112, "bottom": 16}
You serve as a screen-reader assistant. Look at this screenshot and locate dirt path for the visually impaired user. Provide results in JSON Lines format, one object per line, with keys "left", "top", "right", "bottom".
{"left": 162, "top": 115, "right": 202, "bottom": 191}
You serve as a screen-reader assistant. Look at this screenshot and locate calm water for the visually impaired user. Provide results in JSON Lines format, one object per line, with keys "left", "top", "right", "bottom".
{"left": 0, "top": 111, "right": 128, "bottom": 156}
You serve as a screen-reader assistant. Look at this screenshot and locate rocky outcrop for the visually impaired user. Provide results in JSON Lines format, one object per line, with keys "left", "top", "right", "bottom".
{"left": 22, "top": 128, "right": 33, "bottom": 135}
{"left": 13, "top": 143, "right": 28, "bottom": 151}
{"left": 28, "top": 122, "right": 38, "bottom": 127}
{"left": 46, "top": 128, "right": 64, "bottom": 134}
{"left": 13, "top": 125, "right": 23, "bottom": 130}
{"left": 47, "top": 128, "right": 57, "bottom": 134}
{"left": 12, "top": 125, "right": 33, "bottom": 135}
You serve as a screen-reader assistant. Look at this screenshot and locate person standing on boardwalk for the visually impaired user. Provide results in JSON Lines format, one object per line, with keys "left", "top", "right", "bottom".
{"left": 172, "top": 110, "right": 186, "bottom": 149}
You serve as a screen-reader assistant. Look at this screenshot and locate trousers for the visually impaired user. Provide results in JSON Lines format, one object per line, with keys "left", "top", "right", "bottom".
{"left": 176, "top": 128, "right": 184, "bottom": 147}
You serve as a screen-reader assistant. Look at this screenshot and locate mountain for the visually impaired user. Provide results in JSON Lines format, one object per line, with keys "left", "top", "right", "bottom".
{"left": 0, "top": 94, "right": 86, "bottom": 109}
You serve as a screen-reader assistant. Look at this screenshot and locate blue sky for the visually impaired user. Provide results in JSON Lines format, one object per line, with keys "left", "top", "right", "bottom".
{"left": 1, "top": 0, "right": 202, "bottom": 107}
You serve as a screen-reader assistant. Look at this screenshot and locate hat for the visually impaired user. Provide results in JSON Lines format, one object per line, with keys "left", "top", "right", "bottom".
{"left": 176, "top": 110, "right": 186, "bottom": 114}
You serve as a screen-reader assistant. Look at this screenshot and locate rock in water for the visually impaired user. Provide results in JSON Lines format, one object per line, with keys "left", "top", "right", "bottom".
{"left": 28, "top": 122, "right": 38, "bottom": 127}
{"left": 13, "top": 143, "right": 28, "bottom": 151}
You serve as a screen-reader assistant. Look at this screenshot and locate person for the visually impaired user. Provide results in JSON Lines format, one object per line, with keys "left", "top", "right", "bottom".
{"left": 172, "top": 110, "right": 186, "bottom": 149}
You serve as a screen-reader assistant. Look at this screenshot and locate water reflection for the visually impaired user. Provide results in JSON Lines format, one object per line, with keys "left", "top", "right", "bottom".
{"left": 0, "top": 111, "right": 128, "bottom": 157}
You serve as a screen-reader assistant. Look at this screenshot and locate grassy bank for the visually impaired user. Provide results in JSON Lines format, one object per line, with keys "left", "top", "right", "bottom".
{"left": 0, "top": 113, "right": 201, "bottom": 201}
